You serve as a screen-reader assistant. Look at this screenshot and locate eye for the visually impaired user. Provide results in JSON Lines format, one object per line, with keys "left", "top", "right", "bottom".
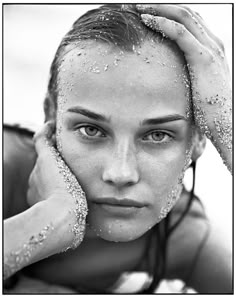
{"left": 77, "top": 125, "right": 105, "bottom": 138}
{"left": 143, "top": 131, "right": 171, "bottom": 143}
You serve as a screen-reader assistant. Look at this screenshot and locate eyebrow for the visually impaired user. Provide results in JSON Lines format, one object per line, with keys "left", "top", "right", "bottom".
{"left": 66, "top": 106, "right": 187, "bottom": 125}
{"left": 66, "top": 106, "right": 110, "bottom": 122}
{"left": 142, "top": 114, "right": 187, "bottom": 125}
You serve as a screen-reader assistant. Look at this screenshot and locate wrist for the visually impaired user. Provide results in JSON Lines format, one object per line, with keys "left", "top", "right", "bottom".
{"left": 46, "top": 194, "right": 87, "bottom": 252}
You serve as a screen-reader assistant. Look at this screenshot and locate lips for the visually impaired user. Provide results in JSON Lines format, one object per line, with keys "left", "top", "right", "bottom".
{"left": 92, "top": 197, "right": 146, "bottom": 208}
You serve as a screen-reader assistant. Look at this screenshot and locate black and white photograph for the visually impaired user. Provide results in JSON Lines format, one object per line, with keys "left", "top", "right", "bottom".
{"left": 3, "top": 3, "right": 233, "bottom": 294}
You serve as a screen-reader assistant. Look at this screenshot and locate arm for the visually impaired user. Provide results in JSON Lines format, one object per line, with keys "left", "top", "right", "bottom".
{"left": 4, "top": 197, "right": 76, "bottom": 279}
{"left": 136, "top": 4, "right": 232, "bottom": 173}
{"left": 4, "top": 122, "right": 88, "bottom": 279}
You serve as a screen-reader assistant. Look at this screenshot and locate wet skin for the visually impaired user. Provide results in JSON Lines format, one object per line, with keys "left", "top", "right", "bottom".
{"left": 56, "top": 40, "right": 194, "bottom": 242}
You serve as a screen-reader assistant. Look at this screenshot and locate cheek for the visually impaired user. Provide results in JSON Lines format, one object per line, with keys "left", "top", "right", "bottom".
{"left": 141, "top": 147, "right": 187, "bottom": 188}
{"left": 139, "top": 148, "right": 188, "bottom": 218}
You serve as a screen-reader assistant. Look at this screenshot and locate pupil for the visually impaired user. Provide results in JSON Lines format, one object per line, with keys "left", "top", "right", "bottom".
{"left": 152, "top": 132, "right": 164, "bottom": 141}
{"left": 85, "top": 127, "right": 97, "bottom": 136}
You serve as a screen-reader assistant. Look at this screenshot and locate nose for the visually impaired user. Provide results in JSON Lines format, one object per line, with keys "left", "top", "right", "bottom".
{"left": 102, "top": 141, "right": 140, "bottom": 188}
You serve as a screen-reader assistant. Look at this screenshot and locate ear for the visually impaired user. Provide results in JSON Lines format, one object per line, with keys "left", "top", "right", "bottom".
{"left": 191, "top": 130, "right": 207, "bottom": 161}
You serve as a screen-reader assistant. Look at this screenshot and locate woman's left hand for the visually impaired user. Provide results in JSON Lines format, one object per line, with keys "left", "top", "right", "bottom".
{"left": 136, "top": 4, "right": 232, "bottom": 173}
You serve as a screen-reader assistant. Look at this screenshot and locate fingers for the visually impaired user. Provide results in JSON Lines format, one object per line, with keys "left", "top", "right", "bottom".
{"left": 137, "top": 4, "right": 224, "bottom": 52}
{"left": 33, "top": 121, "right": 56, "bottom": 155}
{"left": 181, "top": 5, "right": 225, "bottom": 52}
{"left": 138, "top": 4, "right": 208, "bottom": 45}
{"left": 141, "top": 14, "right": 210, "bottom": 64}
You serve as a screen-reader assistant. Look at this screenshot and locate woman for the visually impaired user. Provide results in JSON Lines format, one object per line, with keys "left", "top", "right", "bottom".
{"left": 4, "top": 4, "right": 232, "bottom": 293}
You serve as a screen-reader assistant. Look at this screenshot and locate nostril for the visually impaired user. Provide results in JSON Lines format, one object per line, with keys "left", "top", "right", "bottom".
{"left": 126, "top": 181, "right": 136, "bottom": 187}
{"left": 102, "top": 171, "right": 139, "bottom": 187}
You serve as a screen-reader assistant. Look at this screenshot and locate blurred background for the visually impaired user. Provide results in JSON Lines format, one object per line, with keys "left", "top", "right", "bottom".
{"left": 3, "top": 4, "right": 232, "bottom": 246}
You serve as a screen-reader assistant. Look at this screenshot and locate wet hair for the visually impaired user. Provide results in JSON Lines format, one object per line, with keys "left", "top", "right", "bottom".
{"left": 43, "top": 4, "right": 184, "bottom": 121}
{"left": 43, "top": 4, "right": 199, "bottom": 293}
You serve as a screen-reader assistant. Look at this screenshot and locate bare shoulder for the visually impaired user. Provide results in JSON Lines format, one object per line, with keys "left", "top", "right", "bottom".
{"left": 4, "top": 126, "right": 36, "bottom": 218}
{"left": 165, "top": 190, "right": 232, "bottom": 293}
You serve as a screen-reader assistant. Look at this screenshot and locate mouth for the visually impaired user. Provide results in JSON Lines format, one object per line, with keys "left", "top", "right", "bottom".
{"left": 91, "top": 197, "right": 146, "bottom": 216}
{"left": 93, "top": 197, "right": 146, "bottom": 207}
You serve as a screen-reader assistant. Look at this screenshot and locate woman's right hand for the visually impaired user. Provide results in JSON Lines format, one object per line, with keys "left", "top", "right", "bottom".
{"left": 27, "top": 121, "right": 88, "bottom": 249}
{"left": 4, "top": 122, "right": 87, "bottom": 279}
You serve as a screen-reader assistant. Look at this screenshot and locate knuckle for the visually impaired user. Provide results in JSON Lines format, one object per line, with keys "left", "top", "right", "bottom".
{"left": 180, "top": 5, "right": 193, "bottom": 15}
{"left": 202, "top": 50, "right": 215, "bottom": 64}
{"left": 194, "top": 11, "right": 203, "bottom": 20}
{"left": 216, "top": 37, "right": 225, "bottom": 52}
{"left": 175, "top": 23, "right": 186, "bottom": 35}
{"left": 179, "top": 7, "right": 192, "bottom": 19}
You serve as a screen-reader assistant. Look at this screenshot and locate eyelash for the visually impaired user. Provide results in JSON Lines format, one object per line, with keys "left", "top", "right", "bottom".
{"left": 75, "top": 125, "right": 173, "bottom": 144}
{"left": 75, "top": 125, "right": 106, "bottom": 140}
{"left": 142, "top": 131, "right": 173, "bottom": 144}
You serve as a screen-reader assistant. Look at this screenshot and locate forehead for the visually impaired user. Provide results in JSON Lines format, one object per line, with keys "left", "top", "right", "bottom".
{"left": 57, "top": 40, "right": 190, "bottom": 117}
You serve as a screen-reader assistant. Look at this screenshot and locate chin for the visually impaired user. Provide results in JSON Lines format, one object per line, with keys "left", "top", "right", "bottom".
{"left": 87, "top": 217, "right": 152, "bottom": 243}
{"left": 86, "top": 206, "right": 160, "bottom": 242}
{"left": 98, "top": 228, "right": 144, "bottom": 242}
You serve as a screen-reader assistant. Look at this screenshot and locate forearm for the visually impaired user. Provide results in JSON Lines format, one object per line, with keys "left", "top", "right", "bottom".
{"left": 4, "top": 197, "right": 78, "bottom": 279}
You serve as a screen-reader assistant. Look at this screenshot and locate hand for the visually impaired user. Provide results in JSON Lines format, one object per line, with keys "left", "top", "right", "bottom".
{"left": 27, "top": 121, "right": 88, "bottom": 249}
{"left": 136, "top": 4, "right": 232, "bottom": 172}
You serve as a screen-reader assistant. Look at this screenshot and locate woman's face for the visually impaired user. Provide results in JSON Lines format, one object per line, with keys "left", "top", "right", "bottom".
{"left": 56, "top": 40, "right": 193, "bottom": 242}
